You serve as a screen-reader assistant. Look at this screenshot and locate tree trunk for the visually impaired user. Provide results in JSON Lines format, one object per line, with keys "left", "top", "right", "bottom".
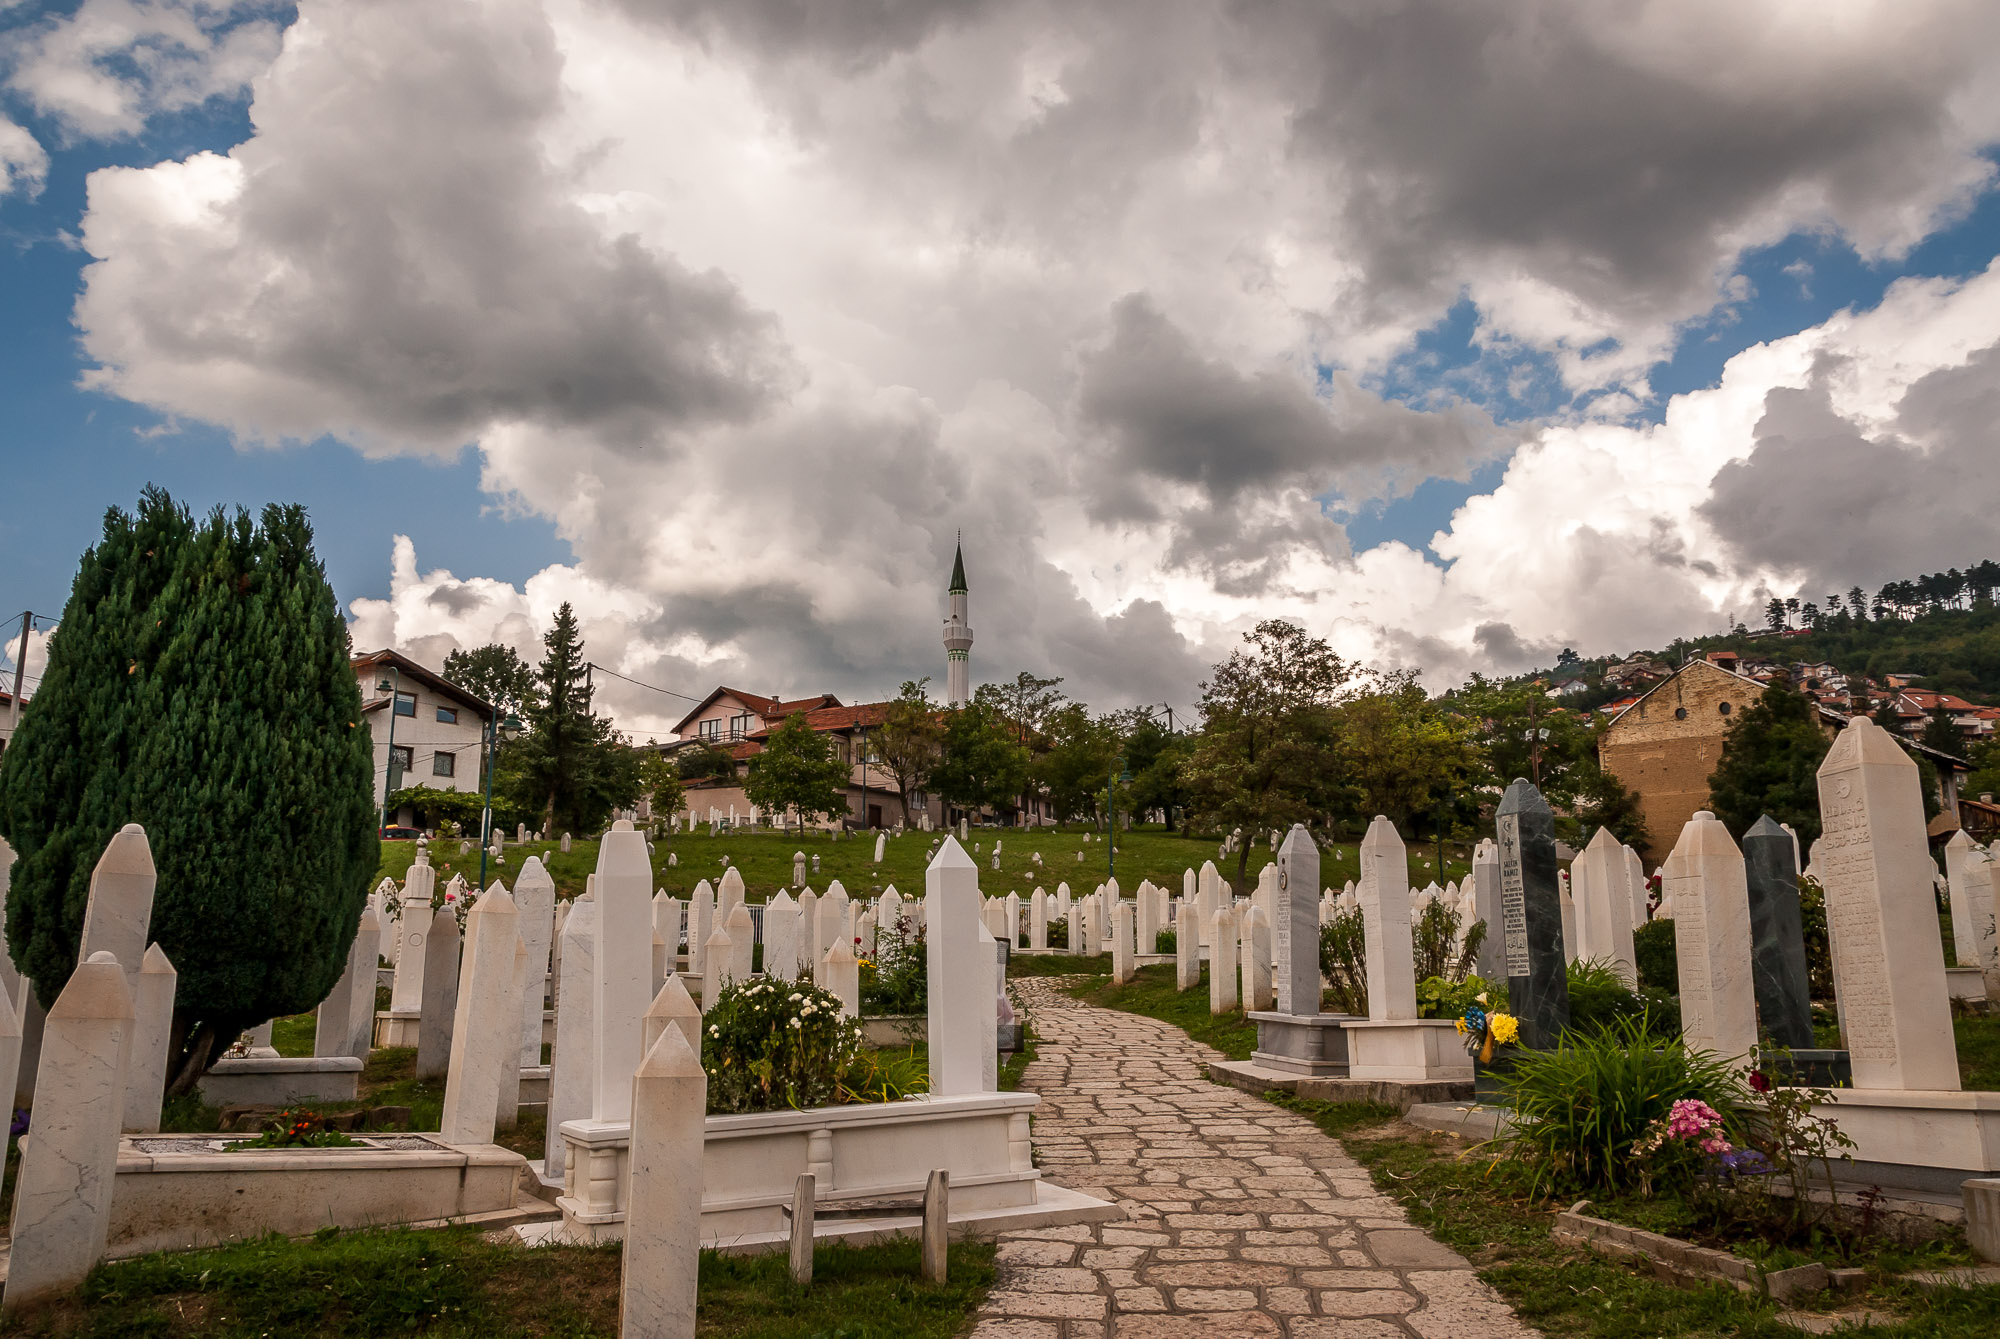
{"left": 1234, "top": 841, "right": 1250, "bottom": 895}
{"left": 163, "top": 1012, "right": 251, "bottom": 1098}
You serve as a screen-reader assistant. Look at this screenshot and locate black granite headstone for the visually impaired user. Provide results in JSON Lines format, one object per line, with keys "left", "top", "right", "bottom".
{"left": 1743, "top": 814, "right": 1816, "bottom": 1051}
{"left": 1496, "top": 778, "right": 1569, "bottom": 1048}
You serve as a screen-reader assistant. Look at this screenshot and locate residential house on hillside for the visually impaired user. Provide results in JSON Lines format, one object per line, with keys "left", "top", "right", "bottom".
{"left": 353, "top": 650, "right": 495, "bottom": 822}
{"left": 656, "top": 685, "right": 1058, "bottom": 830}
{"left": 1599, "top": 657, "right": 1971, "bottom": 861}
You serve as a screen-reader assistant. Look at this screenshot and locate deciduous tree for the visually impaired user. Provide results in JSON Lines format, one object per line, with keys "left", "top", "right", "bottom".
{"left": 1183, "top": 620, "right": 1355, "bottom": 887}
{"left": 745, "top": 712, "right": 852, "bottom": 829}
{"left": 1707, "top": 682, "right": 1833, "bottom": 847}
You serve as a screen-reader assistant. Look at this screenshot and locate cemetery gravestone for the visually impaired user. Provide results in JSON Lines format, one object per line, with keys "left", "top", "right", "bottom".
{"left": 1813, "top": 718, "right": 1959, "bottom": 1090}
{"left": 1664, "top": 812, "right": 1759, "bottom": 1062}
{"left": 1496, "top": 779, "right": 1569, "bottom": 1049}
{"left": 416, "top": 910, "right": 462, "bottom": 1080}
{"left": 1742, "top": 815, "right": 1819, "bottom": 1053}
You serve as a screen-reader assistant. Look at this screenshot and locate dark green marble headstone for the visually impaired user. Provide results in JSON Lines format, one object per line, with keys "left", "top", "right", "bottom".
{"left": 1496, "top": 778, "right": 1570, "bottom": 1048}
{"left": 1743, "top": 814, "right": 1815, "bottom": 1051}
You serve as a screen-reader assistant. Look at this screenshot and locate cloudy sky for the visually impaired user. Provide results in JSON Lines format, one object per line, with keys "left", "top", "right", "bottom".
{"left": 4, "top": 0, "right": 2000, "bottom": 736}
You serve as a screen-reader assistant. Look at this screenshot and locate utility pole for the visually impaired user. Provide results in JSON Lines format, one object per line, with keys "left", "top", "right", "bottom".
{"left": 7, "top": 611, "right": 30, "bottom": 737}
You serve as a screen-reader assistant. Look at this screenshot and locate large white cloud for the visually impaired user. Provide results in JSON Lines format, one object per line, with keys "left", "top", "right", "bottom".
{"left": 56, "top": 0, "right": 2000, "bottom": 714}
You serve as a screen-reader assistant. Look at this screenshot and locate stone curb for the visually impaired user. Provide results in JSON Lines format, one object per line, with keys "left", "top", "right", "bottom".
{"left": 1552, "top": 1201, "right": 1830, "bottom": 1303}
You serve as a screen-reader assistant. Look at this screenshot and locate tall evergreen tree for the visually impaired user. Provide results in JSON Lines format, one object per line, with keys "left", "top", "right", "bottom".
{"left": 499, "top": 603, "right": 640, "bottom": 834}
{"left": 0, "top": 488, "right": 377, "bottom": 1091}
{"left": 1706, "top": 682, "right": 1833, "bottom": 848}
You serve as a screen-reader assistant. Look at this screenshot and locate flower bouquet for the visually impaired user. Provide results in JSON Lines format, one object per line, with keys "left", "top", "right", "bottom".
{"left": 1453, "top": 992, "right": 1520, "bottom": 1062}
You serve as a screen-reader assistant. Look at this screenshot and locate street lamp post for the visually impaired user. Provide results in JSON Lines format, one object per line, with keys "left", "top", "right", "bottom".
{"left": 1108, "top": 757, "right": 1131, "bottom": 881}
{"left": 377, "top": 666, "right": 402, "bottom": 834}
{"left": 857, "top": 727, "right": 868, "bottom": 832}
{"left": 477, "top": 710, "right": 524, "bottom": 890}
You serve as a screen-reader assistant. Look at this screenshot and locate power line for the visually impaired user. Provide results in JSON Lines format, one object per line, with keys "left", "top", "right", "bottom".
{"left": 588, "top": 662, "right": 705, "bottom": 705}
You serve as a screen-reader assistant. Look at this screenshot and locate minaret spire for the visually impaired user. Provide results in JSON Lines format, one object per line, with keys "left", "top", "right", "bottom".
{"left": 943, "top": 534, "right": 973, "bottom": 706}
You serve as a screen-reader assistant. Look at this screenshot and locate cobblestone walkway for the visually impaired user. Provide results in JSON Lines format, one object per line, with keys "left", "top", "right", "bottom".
{"left": 973, "top": 977, "right": 1534, "bottom": 1339}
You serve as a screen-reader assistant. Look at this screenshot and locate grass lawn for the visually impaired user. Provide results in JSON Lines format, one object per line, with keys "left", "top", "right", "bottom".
{"left": 1068, "top": 962, "right": 1259, "bottom": 1061}
{"left": 1279, "top": 1095, "right": 2000, "bottom": 1338}
{"left": 3, "top": 1224, "right": 996, "bottom": 1338}
{"left": 376, "top": 824, "right": 1477, "bottom": 906}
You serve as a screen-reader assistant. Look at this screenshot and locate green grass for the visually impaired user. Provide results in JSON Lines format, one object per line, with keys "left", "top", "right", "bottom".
{"left": 1069, "top": 962, "right": 1259, "bottom": 1061}
{"left": 271, "top": 1011, "right": 316, "bottom": 1058}
{"left": 1008, "top": 951, "right": 1112, "bottom": 977}
{"left": 377, "top": 824, "right": 1474, "bottom": 906}
{"left": 1956, "top": 1010, "right": 2000, "bottom": 1091}
{"left": 1276, "top": 1095, "right": 2000, "bottom": 1338}
{"left": 3, "top": 1224, "right": 995, "bottom": 1338}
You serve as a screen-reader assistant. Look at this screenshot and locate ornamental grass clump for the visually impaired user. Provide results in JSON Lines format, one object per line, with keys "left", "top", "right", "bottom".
{"left": 702, "top": 978, "right": 863, "bottom": 1115}
{"left": 1499, "top": 1013, "right": 1749, "bottom": 1197}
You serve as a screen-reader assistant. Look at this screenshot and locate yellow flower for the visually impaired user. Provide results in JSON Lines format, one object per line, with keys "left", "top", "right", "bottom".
{"left": 1453, "top": 1018, "right": 1469, "bottom": 1035}
{"left": 1488, "top": 1013, "right": 1520, "bottom": 1045}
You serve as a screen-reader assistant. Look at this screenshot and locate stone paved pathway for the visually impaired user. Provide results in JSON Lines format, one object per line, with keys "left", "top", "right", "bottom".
{"left": 972, "top": 978, "right": 1535, "bottom": 1339}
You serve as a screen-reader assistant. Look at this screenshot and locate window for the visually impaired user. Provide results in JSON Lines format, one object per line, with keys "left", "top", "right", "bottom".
{"left": 389, "top": 744, "right": 414, "bottom": 774}
{"left": 433, "top": 751, "right": 456, "bottom": 778}
{"left": 729, "top": 713, "right": 755, "bottom": 739}
{"left": 1674, "top": 707, "right": 1688, "bottom": 720}
{"left": 393, "top": 690, "right": 417, "bottom": 717}
{"left": 699, "top": 718, "right": 722, "bottom": 741}
{"left": 1719, "top": 701, "right": 1733, "bottom": 715}
{"left": 436, "top": 706, "right": 458, "bottom": 724}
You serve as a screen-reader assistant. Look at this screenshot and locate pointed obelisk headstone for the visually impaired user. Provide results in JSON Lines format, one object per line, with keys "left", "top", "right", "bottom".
{"left": 543, "top": 894, "right": 596, "bottom": 1177}
{"left": 764, "top": 890, "right": 800, "bottom": 980}
{"left": 619, "top": 1027, "right": 704, "bottom": 1339}
{"left": 1664, "top": 812, "right": 1758, "bottom": 1061}
{"left": 1743, "top": 815, "right": 1815, "bottom": 1051}
{"left": 513, "top": 857, "right": 557, "bottom": 1070}
{"left": 1814, "top": 717, "right": 1959, "bottom": 1090}
{"left": 1274, "top": 825, "right": 1319, "bottom": 1017}
{"left": 1574, "top": 827, "right": 1637, "bottom": 982}
{"left": 924, "top": 837, "right": 985, "bottom": 1096}
{"left": 415, "top": 909, "right": 462, "bottom": 1080}
{"left": 4, "top": 953, "right": 133, "bottom": 1313}
{"left": 80, "top": 825, "right": 156, "bottom": 996}
{"left": 1358, "top": 817, "right": 1417, "bottom": 1021}
{"left": 1496, "top": 779, "right": 1569, "bottom": 1048}
{"left": 123, "top": 944, "right": 176, "bottom": 1133}
{"left": 593, "top": 821, "right": 655, "bottom": 1122}
{"left": 1944, "top": 831, "right": 1995, "bottom": 974}
{"left": 439, "top": 882, "right": 521, "bottom": 1145}
{"left": 643, "top": 975, "right": 703, "bottom": 1057}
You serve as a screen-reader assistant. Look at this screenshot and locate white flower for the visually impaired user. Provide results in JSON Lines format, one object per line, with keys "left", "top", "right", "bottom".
{"left": 709, "top": 1025, "right": 719, "bottom": 1035}
{"left": 788, "top": 993, "right": 803, "bottom": 1002}
{"left": 790, "top": 1018, "right": 802, "bottom": 1028}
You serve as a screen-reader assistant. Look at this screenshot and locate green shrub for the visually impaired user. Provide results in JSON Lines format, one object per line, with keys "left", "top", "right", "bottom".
{"left": 1799, "top": 877, "right": 1834, "bottom": 998}
{"left": 860, "top": 912, "right": 926, "bottom": 1015}
{"left": 1413, "top": 899, "right": 1483, "bottom": 982}
{"left": 1046, "top": 917, "right": 1069, "bottom": 949}
{"left": 1320, "top": 910, "right": 1366, "bottom": 1015}
{"left": 1500, "top": 1013, "right": 1750, "bottom": 1196}
{"left": 1632, "top": 918, "right": 1678, "bottom": 992}
{"left": 1565, "top": 957, "right": 1681, "bottom": 1038}
{"left": 1416, "top": 974, "right": 1492, "bottom": 1022}
{"left": 702, "top": 978, "right": 862, "bottom": 1114}
{"left": 1153, "top": 929, "right": 1176, "bottom": 956}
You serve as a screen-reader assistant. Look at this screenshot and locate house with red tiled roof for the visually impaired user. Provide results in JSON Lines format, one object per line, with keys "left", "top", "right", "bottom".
{"left": 657, "top": 687, "right": 989, "bottom": 831}
{"left": 1893, "top": 688, "right": 1992, "bottom": 741}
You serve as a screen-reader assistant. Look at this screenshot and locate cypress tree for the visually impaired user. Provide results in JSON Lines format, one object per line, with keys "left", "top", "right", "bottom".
{"left": 0, "top": 488, "right": 376, "bottom": 1092}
